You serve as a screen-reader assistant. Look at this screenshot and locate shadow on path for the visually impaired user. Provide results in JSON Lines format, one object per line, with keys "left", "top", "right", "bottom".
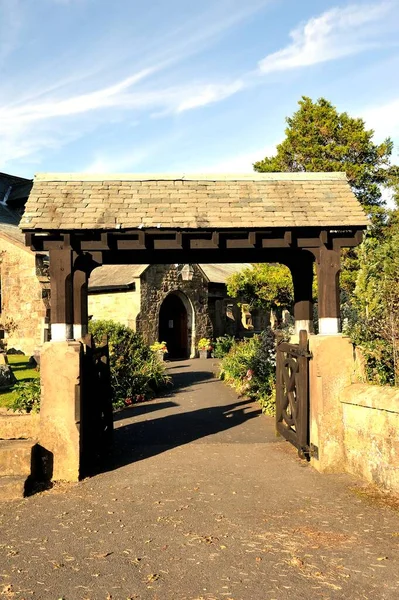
{"left": 161, "top": 368, "right": 216, "bottom": 394}
{"left": 104, "top": 398, "right": 260, "bottom": 472}
{"left": 113, "top": 401, "right": 180, "bottom": 423}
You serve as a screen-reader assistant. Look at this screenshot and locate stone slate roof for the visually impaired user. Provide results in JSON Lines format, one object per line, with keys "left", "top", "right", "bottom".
{"left": 0, "top": 204, "right": 25, "bottom": 244}
{"left": 20, "top": 172, "right": 369, "bottom": 231}
{"left": 89, "top": 265, "right": 147, "bottom": 289}
{"left": 88, "top": 263, "right": 251, "bottom": 290}
{"left": 0, "top": 172, "right": 33, "bottom": 208}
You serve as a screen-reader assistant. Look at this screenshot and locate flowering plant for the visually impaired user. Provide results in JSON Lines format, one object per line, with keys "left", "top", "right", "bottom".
{"left": 150, "top": 341, "right": 168, "bottom": 353}
{"left": 198, "top": 338, "right": 212, "bottom": 351}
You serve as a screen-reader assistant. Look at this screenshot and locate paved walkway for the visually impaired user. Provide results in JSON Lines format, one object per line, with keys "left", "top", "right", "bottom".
{"left": 1, "top": 359, "right": 399, "bottom": 600}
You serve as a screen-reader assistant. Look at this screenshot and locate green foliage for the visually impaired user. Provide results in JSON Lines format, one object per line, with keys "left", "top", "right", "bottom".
{"left": 344, "top": 224, "right": 399, "bottom": 385}
{"left": 8, "top": 379, "right": 41, "bottom": 414}
{"left": 213, "top": 335, "right": 235, "bottom": 359}
{"left": 226, "top": 263, "right": 293, "bottom": 311}
{"left": 89, "top": 320, "right": 171, "bottom": 408}
{"left": 0, "top": 356, "right": 41, "bottom": 410}
{"left": 219, "top": 329, "right": 276, "bottom": 415}
{"left": 254, "top": 96, "right": 394, "bottom": 212}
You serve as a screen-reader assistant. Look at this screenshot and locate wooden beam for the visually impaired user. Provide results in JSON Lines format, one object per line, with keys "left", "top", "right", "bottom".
{"left": 190, "top": 232, "right": 219, "bottom": 249}
{"left": 262, "top": 232, "right": 292, "bottom": 248}
{"left": 297, "top": 230, "right": 327, "bottom": 248}
{"left": 226, "top": 232, "right": 256, "bottom": 249}
{"left": 116, "top": 231, "right": 146, "bottom": 250}
{"left": 332, "top": 230, "right": 364, "bottom": 250}
{"left": 154, "top": 232, "right": 183, "bottom": 250}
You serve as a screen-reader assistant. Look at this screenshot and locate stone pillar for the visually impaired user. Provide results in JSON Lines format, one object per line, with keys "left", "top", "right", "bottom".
{"left": 308, "top": 335, "right": 355, "bottom": 473}
{"left": 49, "top": 245, "right": 74, "bottom": 341}
{"left": 316, "top": 246, "right": 341, "bottom": 335}
{"left": 73, "top": 269, "right": 89, "bottom": 340}
{"left": 289, "top": 253, "right": 314, "bottom": 334}
{"left": 39, "top": 341, "right": 82, "bottom": 481}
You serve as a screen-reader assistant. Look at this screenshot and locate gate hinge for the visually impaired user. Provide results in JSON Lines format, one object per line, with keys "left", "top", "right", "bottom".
{"left": 309, "top": 443, "right": 319, "bottom": 459}
{"left": 298, "top": 443, "right": 318, "bottom": 461}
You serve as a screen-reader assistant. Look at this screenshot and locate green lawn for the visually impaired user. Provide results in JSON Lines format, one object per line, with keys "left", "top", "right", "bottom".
{"left": 0, "top": 355, "right": 40, "bottom": 408}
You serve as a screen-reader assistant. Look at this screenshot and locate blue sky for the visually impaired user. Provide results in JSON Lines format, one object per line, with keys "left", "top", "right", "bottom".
{"left": 1, "top": 0, "right": 399, "bottom": 177}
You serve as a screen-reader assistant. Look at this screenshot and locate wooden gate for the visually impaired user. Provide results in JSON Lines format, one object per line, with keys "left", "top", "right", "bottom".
{"left": 80, "top": 334, "right": 113, "bottom": 476}
{"left": 275, "top": 330, "right": 312, "bottom": 459}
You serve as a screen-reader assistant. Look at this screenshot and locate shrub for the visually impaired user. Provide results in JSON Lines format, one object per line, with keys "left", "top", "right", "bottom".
{"left": 89, "top": 320, "right": 171, "bottom": 409}
{"left": 213, "top": 335, "right": 235, "bottom": 358}
{"left": 8, "top": 379, "right": 41, "bottom": 414}
{"left": 219, "top": 328, "right": 277, "bottom": 415}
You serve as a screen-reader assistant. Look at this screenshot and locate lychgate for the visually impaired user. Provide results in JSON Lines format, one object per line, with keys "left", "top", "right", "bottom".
{"left": 20, "top": 172, "right": 368, "bottom": 480}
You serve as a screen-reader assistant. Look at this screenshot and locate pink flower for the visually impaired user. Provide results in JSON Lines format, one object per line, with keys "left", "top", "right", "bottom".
{"left": 125, "top": 397, "right": 133, "bottom": 405}
{"left": 246, "top": 369, "right": 253, "bottom": 381}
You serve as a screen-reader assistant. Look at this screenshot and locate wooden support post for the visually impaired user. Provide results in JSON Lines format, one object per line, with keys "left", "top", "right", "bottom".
{"left": 73, "top": 269, "right": 89, "bottom": 340}
{"left": 289, "top": 253, "right": 314, "bottom": 334}
{"left": 316, "top": 245, "right": 341, "bottom": 335}
{"left": 49, "top": 245, "right": 74, "bottom": 341}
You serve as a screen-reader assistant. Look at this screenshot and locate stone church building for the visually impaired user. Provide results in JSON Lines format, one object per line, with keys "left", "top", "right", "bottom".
{"left": 88, "top": 263, "right": 265, "bottom": 358}
{"left": 0, "top": 172, "right": 263, "bottom": 356}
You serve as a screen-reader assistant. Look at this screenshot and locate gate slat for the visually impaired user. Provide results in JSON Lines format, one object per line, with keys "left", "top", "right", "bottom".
{"left": 275, "top": 329, "right": 311, "bottom": 459}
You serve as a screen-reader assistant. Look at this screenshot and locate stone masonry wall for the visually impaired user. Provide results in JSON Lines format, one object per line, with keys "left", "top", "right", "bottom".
{"left": 137, "top": 264, "right": 212, "bottom": 356}
{"left": 0, "top": 235, "right": 47, "bottom": 355}
{"left": 88, "top": 287, "right": 141, "bottom": 330}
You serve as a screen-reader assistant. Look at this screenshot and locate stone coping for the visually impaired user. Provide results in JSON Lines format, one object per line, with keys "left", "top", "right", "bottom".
{"left": 341, "top": 383, "right": 399, "bottom": 415}
{"left": 34, "top": 172, "right": 348, "bottom": 182}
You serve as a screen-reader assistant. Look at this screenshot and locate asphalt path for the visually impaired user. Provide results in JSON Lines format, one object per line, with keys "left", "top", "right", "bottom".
{"left": 0, "top": 359, "right": 398, "bottom": 600}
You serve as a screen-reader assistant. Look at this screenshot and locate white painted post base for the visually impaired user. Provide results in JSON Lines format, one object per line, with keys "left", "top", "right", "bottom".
{"left": 295, "top": 319, "right": 313, "bottom": 334}
{"left": 51, "top": 323, "right": 74, "bottom": 342}
{"left": 73, "top": 324, "right": 88, "bottom": 340}
{"left": 318, "top": 317, "right": 341, "bottom": 335}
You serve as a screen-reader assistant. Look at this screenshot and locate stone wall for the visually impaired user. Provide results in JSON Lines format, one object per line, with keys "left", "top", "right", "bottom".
{"left": 137, "top": 264, "right": 212, "bottom": 357}
{"left": 0, "top": 234, "right": 47, "bottom": 355}
{"left": 88, "top": 286, "right": 141, "bottom": 330}
{"left": 341, "top": 384, "right": 399, "bottom": 494}
{"left": 309, "top": 335, "right": 399, "bottom": 494}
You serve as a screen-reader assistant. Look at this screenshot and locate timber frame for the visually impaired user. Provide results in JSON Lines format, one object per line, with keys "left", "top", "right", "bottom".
{"left": 26, "top": 225, "right": 364, "bottom": 340}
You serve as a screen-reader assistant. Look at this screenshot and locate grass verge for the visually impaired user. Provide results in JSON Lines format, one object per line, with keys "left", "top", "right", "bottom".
{"left": 0, "top": 355, "right": 40, "bottom": 409}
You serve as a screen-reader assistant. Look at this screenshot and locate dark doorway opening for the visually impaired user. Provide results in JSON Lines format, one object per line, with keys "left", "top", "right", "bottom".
{"left": 159, "top": 293, "right": 188, "bottom": 359}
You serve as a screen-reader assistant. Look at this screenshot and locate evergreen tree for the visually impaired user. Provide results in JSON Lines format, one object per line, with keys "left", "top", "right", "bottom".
{"left": 254, "top": 96, "right": 394, "bottom": 212}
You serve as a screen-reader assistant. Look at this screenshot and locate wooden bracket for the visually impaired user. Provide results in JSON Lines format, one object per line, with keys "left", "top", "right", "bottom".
{"left": 262, "top": 230, "right": 292, "bottom": 248}
{"left": 190, "top": 232, "right": 219, "bottom": 249}
{"left": 226, "top": 231, "right": 256, "bottom": 249}
{"left": 154, "top": 232, "right": 183, "bottom": 250}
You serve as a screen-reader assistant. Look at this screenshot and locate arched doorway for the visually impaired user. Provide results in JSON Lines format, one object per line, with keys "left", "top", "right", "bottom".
{"left": 158, "top": 292, "right": 190, "bottom": 359}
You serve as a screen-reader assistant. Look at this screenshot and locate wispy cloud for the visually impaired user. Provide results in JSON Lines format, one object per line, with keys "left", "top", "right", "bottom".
{"left": 258, "top": 2, "right": 392, "bottom": 73}
{"left": 0, "top": 68, "right": 156, "bottom": 125}
{"left": 176, "top": 81, "right": 244, "bottom": 113}
{"left": 0, "top": 1, "right": 268, "bottom": 171}
{"left": 1, "top": 1, "right": 397, "bottom": 173}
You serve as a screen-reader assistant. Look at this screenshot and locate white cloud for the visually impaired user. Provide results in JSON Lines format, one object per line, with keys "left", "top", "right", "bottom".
{"left": 176, "top": 81, "right": 244, "bottom": 113}
{"left": 1, "top": 0, "right": 396, "bottom": 173}
{"left": 259, "top": 2, "right": 392, "bottom": 73}
{"left": 0, "top": 68, "right": 156, "bottom": 125}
